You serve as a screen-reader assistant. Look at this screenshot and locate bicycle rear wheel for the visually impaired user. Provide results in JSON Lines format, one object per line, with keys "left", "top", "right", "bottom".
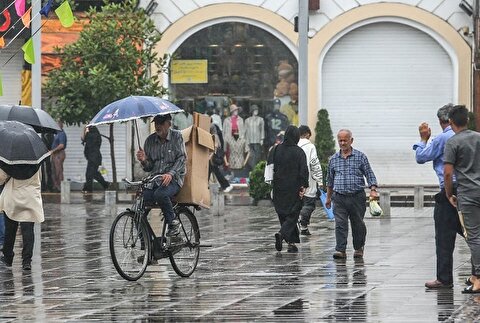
{"left": 109, "top": 211, "right": 150, "bottom": 281}
{"left": 169, "top": 208, "right": 200, "bottom": 277}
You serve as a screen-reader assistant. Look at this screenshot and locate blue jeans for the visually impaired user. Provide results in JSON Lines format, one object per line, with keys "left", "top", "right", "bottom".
{"left": 0, "top": 212, "right": 4, "bottom": 246}
{"left": 143, "top": 181, "right": 180, "bottom": 224}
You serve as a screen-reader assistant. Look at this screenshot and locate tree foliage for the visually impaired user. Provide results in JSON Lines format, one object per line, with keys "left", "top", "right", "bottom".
{"left": 44, "top": 0, "right": 168, "bottom": 124}
{"left": 43, "top": 0, "right": 168, "bottom": 185}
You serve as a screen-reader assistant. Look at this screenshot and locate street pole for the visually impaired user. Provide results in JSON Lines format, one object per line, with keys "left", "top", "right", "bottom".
{"left": 298, "top": 0, "right": 308, "bottom": 126}
{"left": 32, "top": 0, "right": 41, "bottom": 109}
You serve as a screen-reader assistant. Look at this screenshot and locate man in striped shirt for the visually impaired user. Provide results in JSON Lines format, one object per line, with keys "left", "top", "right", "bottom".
{"left": 326, "top": 129, "right": 378, "bottom": 259}
{"left": 136, "top": 114, "right": 186, "bottom": 237}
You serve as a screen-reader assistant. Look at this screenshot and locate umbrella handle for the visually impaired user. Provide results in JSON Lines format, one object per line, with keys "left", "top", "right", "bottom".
{"left": 134, "top": 120, "right": 142, "bottom": 150}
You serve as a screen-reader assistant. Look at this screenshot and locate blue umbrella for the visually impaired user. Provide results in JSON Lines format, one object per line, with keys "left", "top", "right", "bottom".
{"left": 89, "top": 96, "right": 183, "bottom": 126}
{"left": 88, "top": 96, "right": 183, "bottom": 148}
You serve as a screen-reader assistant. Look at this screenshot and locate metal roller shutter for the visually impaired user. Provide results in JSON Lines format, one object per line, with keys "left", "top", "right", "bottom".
{"left": 322, "top": 22, "right": 453, "bottom": 186}
{"left": 0, "top": 39, "right": 23, "bottom": 105}
{"left": 63, "top": 123, "right": 131, "bottom": 185}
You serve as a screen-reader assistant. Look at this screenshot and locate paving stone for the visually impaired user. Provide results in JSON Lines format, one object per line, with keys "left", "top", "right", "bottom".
{"left": 0, "top": 204, "right": 477, "bottom": 321}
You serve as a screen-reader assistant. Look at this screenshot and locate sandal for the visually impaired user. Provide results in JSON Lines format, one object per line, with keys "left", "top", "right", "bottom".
{"left": 466, "top": 277, "right": 473, "bottom": 286}
{"left": 462, "top": 285, "right": 480, "bottom": 294}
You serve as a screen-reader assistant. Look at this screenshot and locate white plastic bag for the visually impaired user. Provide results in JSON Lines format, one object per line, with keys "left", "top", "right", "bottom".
{"left": 264, "top": 163, "right": 274, "bottom": 183}
{"left": 369, "top": 199, "right": 383, "bottom": 216}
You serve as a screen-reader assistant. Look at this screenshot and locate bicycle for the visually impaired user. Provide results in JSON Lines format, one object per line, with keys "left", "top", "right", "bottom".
{"left": 109, "top": 174, "right": 202, "bottom": 281}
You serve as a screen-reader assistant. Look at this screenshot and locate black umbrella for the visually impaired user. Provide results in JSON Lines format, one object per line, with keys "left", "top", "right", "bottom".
{"left": 0, "top": 121, "right": 51, "bottom": 165}
{"left": 0, "top": 104, "right": 61, "bottom": 133}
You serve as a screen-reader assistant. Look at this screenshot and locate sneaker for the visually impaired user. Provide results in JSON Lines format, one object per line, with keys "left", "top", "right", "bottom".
{"left": 0, "top": 256, "right": 12, "bottom": 267}
{"left": 22, "top": 263, "right": 31, "bottom": 271}
{"left": 223, "top": 185, "right": 234, "bottom": 193}
{"left": 333, "top": 251, "right": 347, "bottom": 259}
{"left": 287, "top": 243, "right": 298, "bottom": 253}
{"left": 300, "top": 228, "right": 311, "bottom": 236}
{"left": 274, "top": 232, "right": 283, "bottom": 251}
{"left": 166, "top": 219, "right": 181, "bottom": 237}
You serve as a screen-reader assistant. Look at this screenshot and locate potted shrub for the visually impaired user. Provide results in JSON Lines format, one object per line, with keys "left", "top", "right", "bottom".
{"left": 248, "top": 160, "right": 272, "bottom": 205}
{"left": 314, "top": 109, "right": 335, "bottom": 189}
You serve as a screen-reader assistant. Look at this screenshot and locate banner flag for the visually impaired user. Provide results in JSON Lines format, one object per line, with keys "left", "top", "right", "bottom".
{"left": 55, "top": 1, "right": 74, "bottom": 28}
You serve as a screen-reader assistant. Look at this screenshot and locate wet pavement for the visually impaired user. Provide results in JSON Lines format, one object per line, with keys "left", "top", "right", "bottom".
{"left": 1, "top": 199, "right": 479, "bottom": 322}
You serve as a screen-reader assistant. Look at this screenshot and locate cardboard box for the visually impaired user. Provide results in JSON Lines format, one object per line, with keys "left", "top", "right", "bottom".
{"left": 176, "top": 113, "right": 214, "bottom": 208}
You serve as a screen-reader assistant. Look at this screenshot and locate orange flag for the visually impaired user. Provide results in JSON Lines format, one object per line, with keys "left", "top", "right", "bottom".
{"left": 0, "top": 37, "right": 4, "bottom": 48}
{"left": 22, "top": 7, "right": 31, "bottom": 28}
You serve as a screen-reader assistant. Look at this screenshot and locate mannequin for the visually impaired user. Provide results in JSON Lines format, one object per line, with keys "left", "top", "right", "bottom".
{"left": 280, "top": 86, "right": 298, "bottom": 126}
{"left": 225, "top": 131, "right": 249, "bottom": 178}
{"left": 244, "top": 104, "right": 265, "bottom": 170}
{"left": 172, "top": 102, "right": 193, "bottom": 130}
{"left": 223, "top": 104, "right": 244, "bottom": 140}
{"left": 265, "top": 99, "right": 289, "bottom": 150}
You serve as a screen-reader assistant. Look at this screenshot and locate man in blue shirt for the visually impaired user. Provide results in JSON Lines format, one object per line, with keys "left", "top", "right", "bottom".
{"left": 326, "top": 129, "right": 378, "bottom": 259}
{"left": 50, "top": 120, "right": 67, "bottom": 192}
{"left": 413, "top": 103, "right": 463, "bottom": 289}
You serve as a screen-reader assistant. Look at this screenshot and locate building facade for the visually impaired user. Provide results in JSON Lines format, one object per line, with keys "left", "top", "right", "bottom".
{"left": 152, "top": 0, "right": 473, "bottom": 185}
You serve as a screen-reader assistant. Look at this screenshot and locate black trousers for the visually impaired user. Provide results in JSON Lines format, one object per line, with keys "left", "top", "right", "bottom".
{"left": 209, "top": 164, "right": 230, "bottom": 190}
{"left": 333, "top": 191, "right": 367, "bottom": 252}
{"left": 277, "top": 211, "right": 300, "bottom": 243}
{"left": 434, "top": 189, "right": 464, "bottom": 284}
{"left": 2, "top": 215, "right": 34, "bottom": 266}
{"left": 83, "top": 161, "right": 108, "bottom": 191}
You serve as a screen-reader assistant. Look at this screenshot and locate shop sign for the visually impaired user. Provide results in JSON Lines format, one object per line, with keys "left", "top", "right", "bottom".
{"left": 171, "top": 59, "right": 208, "bottom": 84}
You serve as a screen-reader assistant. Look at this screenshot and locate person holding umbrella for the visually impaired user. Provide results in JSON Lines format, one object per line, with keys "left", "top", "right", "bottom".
{"left": 136, "top": 114, "right": 186, "bottom": 237}
{"left": 0, "top": 121, "right": 49, "bottom": 271}
{"left": 81, "top": 125, "right": 109, "bottom": 193}
{"left": 50, "top": 120, "right": 67, "bottom": 193}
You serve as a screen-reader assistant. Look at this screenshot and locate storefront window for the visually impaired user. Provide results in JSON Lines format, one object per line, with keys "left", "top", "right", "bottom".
{"left": 170, "top": 22, "right": 297, "bottom": 118}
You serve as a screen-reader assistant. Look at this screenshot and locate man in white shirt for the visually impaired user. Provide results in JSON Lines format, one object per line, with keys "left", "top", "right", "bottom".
{"left": 298, "top": 125, "right": 323, "bottom": 235}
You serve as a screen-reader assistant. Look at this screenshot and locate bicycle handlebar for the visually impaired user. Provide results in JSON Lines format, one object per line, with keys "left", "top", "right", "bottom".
{"left": 122, "top": 173, "right": 164, "bottom": 187}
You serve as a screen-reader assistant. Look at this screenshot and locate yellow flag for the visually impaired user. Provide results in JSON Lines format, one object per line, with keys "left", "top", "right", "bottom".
{"left": 0, "top": 73, "right": 3, "bottom": 96}
{"left": 0, "top": 37, "right": 4, "bottom": 48}
{"left": 55, "top": 1, "right": 74, "bottom": 28}
{"left": 21, "top": 69, "right": 32, "bottom": 106}
{"left": 22, "top": 7, "right": 31, "bottom": 28}
{"left": 22, "top": 38, "right": 35, "bottom": 64}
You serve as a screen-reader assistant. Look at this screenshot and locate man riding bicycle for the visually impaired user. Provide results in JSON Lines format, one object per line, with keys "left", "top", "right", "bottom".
{"left": 136, "top": 114, "right": 186, "bottom": 237}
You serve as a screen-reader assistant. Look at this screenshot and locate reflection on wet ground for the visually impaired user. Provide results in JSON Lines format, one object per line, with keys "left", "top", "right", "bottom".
{"left": 0, "top": 203, "right": 477, "bottom": 321}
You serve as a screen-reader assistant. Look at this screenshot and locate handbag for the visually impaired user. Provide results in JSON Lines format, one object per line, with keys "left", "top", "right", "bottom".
{"left": 264, "top": 146, "right": 277, "bottom": 183}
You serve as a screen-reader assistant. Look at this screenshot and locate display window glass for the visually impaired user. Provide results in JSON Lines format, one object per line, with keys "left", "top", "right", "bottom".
{"left": 170, "top": 22, "right": 298, "bottom": 119}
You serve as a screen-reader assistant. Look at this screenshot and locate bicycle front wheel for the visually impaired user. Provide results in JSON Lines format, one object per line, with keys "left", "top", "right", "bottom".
{"left": 169, "top": 208, "right": 200, "bottom": 277}
{"left": 109, "top": 211, "right": 150, "bottom": 281}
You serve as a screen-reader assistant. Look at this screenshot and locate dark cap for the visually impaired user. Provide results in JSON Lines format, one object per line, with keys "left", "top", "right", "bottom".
{"left": 273, "top": 99, "right": 281, "bottom": 106}
{"left": 152, "top": 114, "right": 172, "bottom": 123}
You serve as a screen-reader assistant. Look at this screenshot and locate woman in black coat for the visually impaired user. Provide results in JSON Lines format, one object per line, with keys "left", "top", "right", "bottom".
{"left": 81, "top": 126, "right": 109, "bottom": 193}
{"left": 268, "top": 125, "right": 308, "bottom": 252}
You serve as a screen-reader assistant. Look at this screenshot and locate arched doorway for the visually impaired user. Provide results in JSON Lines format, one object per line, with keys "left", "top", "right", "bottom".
{"left": 322, "top": 22, "right": 453, "bottom": 185}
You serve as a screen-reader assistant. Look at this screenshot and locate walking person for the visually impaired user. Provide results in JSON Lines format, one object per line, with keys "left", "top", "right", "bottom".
{"left": 81, "top": 125, "right": 109, "bottom": 193}
{"left": 325, "top": 129, "right": 378, "bottom": 259}
{"left": 209, "top": 122, "right": 233, "bottom": 193}
{"left": 413, "top": 103, "right": 463, "bottom": 289}
{"left": 444, "top": 105, "right": 480, "bottom": 294}
{"left": 269, "top": 125, "right": 309, "bottom": 253}
{"left": 136, "top": 114, "right": 186, "bottom": 237}
{"left": 297, "top": 125, "right": 323, "bottom": 236}
{"left": 0, "top": 164, "right": 44, "bottom": 271}
{"left": 50, "top": 120, "right": 67, "bottom": 192}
